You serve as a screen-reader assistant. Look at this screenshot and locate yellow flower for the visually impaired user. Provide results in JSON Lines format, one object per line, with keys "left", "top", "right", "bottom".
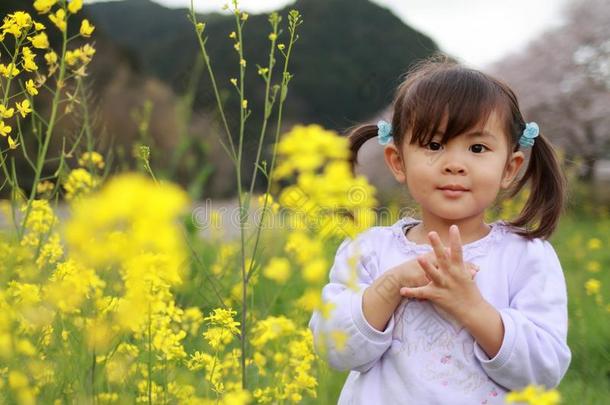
{"left": 204, "top": 308, "right": 240, "bottom": 333}
{"left": 80, "top": 19, "right": 95, "bottom": 37}
{"left": 241, "top": 12, "right": 249, "bottom": 21}
{"left": 1, "top": 22, "right": 21, "bottom": 38}
{"left": 278, "top": 43, "right": 285, "bottom": 50}
{"left": 229, "top": 31, "right": 236, "bottom": 39}
{"left": 8, "top": 371, "right": 29, "bottom": 389}
{"left": 296, "top": 289, "right": 322, "bottom": 312}
{"left": 78, "top": 151, "right": 105, "bottom": 169}
{"left": 34, "top": 21, "right": 46, "bottom": 31}
{"left": 2, "top": 12, "right": 33, "bottom": 37}
{"left": 49, "top": 8, "right": 67, "bottom": 32}
{"left": 230, "top": 78, "right": 237, "bottom": 86}
{"left": 34, "top": 0, "right": 57, "bottom": 14}
{"left": 268, "top": 32, "right": 277, "bottom": 41}
{"left": 240, "top": 58, "right": 246, "bottom": 67}
{"left": 242, "top": 99, "right": 248, "bottom": 109}
{"left": 0, "top": 63, "right": 20, "bottom": 78}
{"left": 16, "top": 99, "right": 32, "bottom": 118}
{"left": 0, "top": 121, "right": 12, "bottom": 137}
{"left": 586, "top": 260, "right": 601, "bottom": 273}
{"left": 68, "top": 0, "right": 84, "bottom": 14}
{"left": 44, "top": 50, "right": 58, "bottom": 65}
{"left": 587, "top": 238, "right": 602, "bottom": 250}
{"left": 81, "top": 44, "right": 96, "bottom": 58}
{"left": 222, "top": 390, "right": 251, "bottom": 405}
{"left": 263, "top": 257, "right": 291, "bottom": 284}
{"left": 7, "top": 136, "right": 19, "bottom": 150}
{"left": 506, "top": 384, "right": 561, "bottom": 405}
{"left": 26, "top": 79, "right": 39, "bottom": 96}
{"left": 65, "top": 49, "right": 81, "bottom": 66}
{"left": 29, "top": 32, "right": 49, "bottom": 48}
{"left": 303, "top": 258, "right": 327, "bottom": 283}
{"left": 258, "top": 67, "right": 269, "bottom": 76}
{"left": 21, "top": 47, "right": 39, "bottom": 72}
{"left": 585, "top": 278, "right": 601, "bottom": 296}
{"left": 63, "top": 168, "right": 98, "bottom": 200}
{"left": 36, "top": 180, "right": 54, "bottom": 194}
{"left": 0, "top": 105, "right": 14, "bottom": 119}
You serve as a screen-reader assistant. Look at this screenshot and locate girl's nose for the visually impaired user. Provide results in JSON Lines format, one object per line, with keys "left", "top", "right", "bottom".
{"left": 443, "top": 160, "right": 466, "bottom": 174}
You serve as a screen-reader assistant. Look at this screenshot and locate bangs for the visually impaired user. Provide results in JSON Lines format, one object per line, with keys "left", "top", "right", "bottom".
{"left": 399, "top": 67, "right": 510, "bottom": 146}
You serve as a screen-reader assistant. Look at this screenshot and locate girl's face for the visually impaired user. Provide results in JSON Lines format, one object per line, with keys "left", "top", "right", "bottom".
{"left": 384, "top": 110, "right": 525, "bottom": 222}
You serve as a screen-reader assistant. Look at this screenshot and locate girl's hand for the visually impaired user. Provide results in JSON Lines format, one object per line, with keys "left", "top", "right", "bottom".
{"left": 398, "top": 225, "right": 484, "bottom": 320}
{"left": 393, "top": 249, "right": 480, "bottom": 291}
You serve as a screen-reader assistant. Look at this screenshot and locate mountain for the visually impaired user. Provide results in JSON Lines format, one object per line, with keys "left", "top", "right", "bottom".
{"left": 0, "top": 0, "right": 440, "bottom": 198}
{"left": 87, "top": 0, "right": 440, "bottom": 130}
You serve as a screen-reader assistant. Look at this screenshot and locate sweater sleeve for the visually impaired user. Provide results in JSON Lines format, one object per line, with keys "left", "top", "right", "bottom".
{"left": 473, "top": 238, "right": 572, "bottom": 390}
{"left": 308, "top": 236, "right": 395, "bottom": 373}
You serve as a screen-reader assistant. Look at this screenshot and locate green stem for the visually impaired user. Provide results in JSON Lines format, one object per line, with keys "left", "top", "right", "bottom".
{"left": 247, "top": 18, "right": 279, "bottom": 199}
{"left": 246, "top": 14, "right": 300, "bottom": 283}
{"left": 18, "top": 21, "right": 70, "bottom": 240}
{"left": 189, "top": 1, "right": 237, "bottom": 163}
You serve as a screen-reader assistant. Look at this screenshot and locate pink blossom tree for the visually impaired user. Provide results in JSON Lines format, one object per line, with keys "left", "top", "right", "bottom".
{"left": 491, "top": 0, "right": 610, "bottom": 181}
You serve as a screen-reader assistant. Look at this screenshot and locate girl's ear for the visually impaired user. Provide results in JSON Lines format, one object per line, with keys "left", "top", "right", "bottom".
{"left": 501, "top": 150, "right": 525, "bottom": 189}
{"left": 383, "top": 144, "right": 406, "bottom": 183}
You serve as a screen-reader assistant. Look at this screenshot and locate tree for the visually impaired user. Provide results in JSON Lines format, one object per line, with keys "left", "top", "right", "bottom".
{"left": 491, "top": 0, "right": 610, "bottom": 181}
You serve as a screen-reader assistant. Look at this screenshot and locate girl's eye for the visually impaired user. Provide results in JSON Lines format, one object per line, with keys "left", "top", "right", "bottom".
{"left": 426, "top": 142, "right": 443, "bottom": 151}
{"left": 470, "top": 144, "right": 488, "bottom": 153}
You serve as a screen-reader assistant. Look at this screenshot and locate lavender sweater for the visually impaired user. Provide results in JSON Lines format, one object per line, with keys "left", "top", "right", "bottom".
{"left": 309, "top": 217, "right": 571, "bottom": 405}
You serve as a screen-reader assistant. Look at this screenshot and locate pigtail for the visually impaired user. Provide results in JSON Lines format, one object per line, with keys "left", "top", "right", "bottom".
{"left": 507, "top": 132, "right": 567, "bottom": 240}
{"left": 347, "top": 124, "right": 380, "bottom": 171}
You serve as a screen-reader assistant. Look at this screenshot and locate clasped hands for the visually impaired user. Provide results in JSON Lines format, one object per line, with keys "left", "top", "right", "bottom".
{"left": 393, "top": 225, "right": 484, "bottom": 321}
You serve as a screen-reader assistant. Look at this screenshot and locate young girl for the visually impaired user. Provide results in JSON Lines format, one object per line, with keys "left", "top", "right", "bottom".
{"left": 308, "top": 57, "right": 571, "bottom": 404}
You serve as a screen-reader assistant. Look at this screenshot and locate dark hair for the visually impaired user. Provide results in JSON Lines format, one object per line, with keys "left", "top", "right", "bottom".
{"left": 347, "top": 55, "right": 566, "bottom": 240}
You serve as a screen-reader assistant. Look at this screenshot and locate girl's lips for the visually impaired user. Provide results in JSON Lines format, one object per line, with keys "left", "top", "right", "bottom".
{"left": 438, "top": 188, "right": 469, "bottom": 198}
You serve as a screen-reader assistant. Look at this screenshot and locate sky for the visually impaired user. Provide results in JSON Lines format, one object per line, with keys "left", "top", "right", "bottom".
{"left": 89, "top": 0, "right": 572, "bottom": 68}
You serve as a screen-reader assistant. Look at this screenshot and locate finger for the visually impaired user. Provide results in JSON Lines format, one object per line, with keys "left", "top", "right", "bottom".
{"left": 423, "top": 250, "right": 438, "bottom": 267}
{"left": 449, "top": 225, "right": 464, "bottom": 268}
{"left": 417, "top": 255, "right": 444, "bottom": 286}
{"left": 428, "top": 232, "right": 449, "bottom": 269}
{"left": 467, "top": 263, "right": 480, "bottom": 279}
{"left": 400, "top": 283, "right": 432, "bottom": 300}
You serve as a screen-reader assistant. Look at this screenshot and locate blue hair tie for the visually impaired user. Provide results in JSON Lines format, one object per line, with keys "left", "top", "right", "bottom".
{"left": 377, "top": 120, "right": 393, "bottom": 145}
{"left": 519, "top": 122, "right": 539, "bottom": 148}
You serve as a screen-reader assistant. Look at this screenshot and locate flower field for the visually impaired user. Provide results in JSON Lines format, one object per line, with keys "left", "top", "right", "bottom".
{"left": 0, "top": 1, "right": 608, "bottom": 404}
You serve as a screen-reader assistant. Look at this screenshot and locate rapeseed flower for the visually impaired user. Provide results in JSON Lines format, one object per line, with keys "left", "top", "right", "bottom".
{"left": 587, "top": 238, "right": 602, "bottom": 250}
{"left": 0, "top": 105, "right": 14, "bottom": 119}
{"left": 0, "top": 63, "right": 20, "bottom": 78}
{"left": 68, "top": 0, "right": 83, "bottom": 14}
{"left": 16, "top": 99, "right": 32, "bottom": 118}
{"left": 7, "top": 135, "right": 19, "bottom": 150}
{"left": 78, "top": 151, "right": 105, "bottom": 169}
{"left": 25, "top": 79, "right": 38, "bottom": 95}
{"left": 28, "top": 32, "right": 49, "bottom": 48}
{"left": 505, "top": 384, "right": 561, "bottom": 404}
{"left": 48, "top": 8, "right": 66, "bottom": 32}
{"left": 79, "top": 19, "right": 94, "bottom": 37}
{"left": 33, "top": 0, "right": 57, "bottom": 14}
{"left": 263, "top": 257, "right": 291, "bottom": 284}
{"left": 21, "top": 46, "right": 38, "bottom": 72}
{"left": 62, "top": 168, "right": 97, "bottom": 200}
{"left": 44, "top": 50, "right": 57, "bottom": 65}
{"left": 585, "top": 278, "right": 601, "bottom": 296}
